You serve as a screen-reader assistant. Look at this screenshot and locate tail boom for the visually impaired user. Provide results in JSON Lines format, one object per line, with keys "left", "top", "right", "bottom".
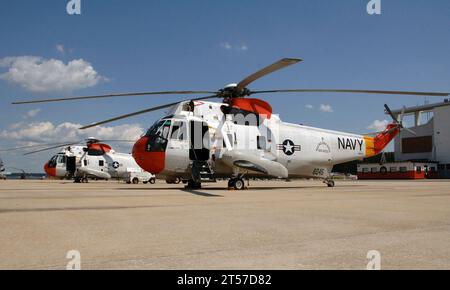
{"left": 364, "top": 123, "right": 400, "bottom": 157}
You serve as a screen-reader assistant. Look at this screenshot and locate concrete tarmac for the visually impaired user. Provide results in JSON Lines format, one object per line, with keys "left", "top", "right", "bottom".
{"left": 0, "top": 179, "right": 449, "bottom": 269}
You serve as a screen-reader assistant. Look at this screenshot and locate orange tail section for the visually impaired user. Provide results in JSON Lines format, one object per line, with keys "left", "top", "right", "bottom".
{"left": 364, "top": 123, "right": 400, "bottom": 158}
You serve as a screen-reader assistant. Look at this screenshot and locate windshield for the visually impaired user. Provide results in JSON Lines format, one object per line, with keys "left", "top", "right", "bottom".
{"left": 48, "top": 155, "right": 58, "bottom": 168}
{"left": 145, "top": 119, "right": 172, "bottom": 152}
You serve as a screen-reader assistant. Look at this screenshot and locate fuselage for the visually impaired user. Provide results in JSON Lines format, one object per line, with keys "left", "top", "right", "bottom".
{"left": 132, "top": 100, "right": 398, "bottom": 180}
{"left": 44, "top": 144, "right": 153, "bottom": 180}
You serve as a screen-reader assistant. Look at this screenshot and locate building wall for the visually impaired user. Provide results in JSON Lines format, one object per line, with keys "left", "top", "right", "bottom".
{"left": 394, "top": 119, "right": 434, "bottom": 161}
{"left": 434, "top": 106, "right": 450, "bottom": 164}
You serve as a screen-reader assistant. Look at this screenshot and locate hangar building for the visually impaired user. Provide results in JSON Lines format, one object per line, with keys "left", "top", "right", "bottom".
{"left": 358, "top": 99, "right": 450, "bottom": 179}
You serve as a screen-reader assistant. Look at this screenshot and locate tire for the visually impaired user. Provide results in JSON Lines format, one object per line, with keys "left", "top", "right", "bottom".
{"left": 228, "top": 179, "right": 235, "bottom": 188}
{"left": 126, "top": 181, "right": 131, "bottom": 184}
{"left": 149, "top": 178, "right": 156, "bottom": 184}
{"left": 143, "top": 181, "right": 148, "bottom": 184}
{"left": 132, "top": 177, "right": 139, "bottom": 184}
{"left": 327, "top": 180, "right": 335, "bottom": 187}
{"left": 233, "top": 178, "right": 245, "bottom": 190}
{"left": 174, "top": 177, "right": 181, "bottom": 184}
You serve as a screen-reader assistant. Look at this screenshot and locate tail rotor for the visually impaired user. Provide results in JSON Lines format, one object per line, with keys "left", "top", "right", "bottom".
{"left": 384, "top": 104, "right": 416, "bottom": 135}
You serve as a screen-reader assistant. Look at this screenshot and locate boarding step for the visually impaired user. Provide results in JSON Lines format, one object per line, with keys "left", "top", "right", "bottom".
{"left": 192, "top": 160, "right": 216, "bottom": 183}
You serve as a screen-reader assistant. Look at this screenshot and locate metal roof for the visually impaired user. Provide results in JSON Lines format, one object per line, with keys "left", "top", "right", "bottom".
{"left": 390, "top": 99, "right": 450, "bottom": 115}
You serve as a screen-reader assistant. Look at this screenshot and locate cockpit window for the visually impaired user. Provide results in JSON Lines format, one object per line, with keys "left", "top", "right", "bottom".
{"left": 145, "top": 119, "right": 172, "bottom": 152}
{"left": 48, "top": 155, "right": 58, "bottom": 168}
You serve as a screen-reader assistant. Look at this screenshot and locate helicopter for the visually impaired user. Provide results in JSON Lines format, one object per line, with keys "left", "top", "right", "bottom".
{"left": 0, "top": 157, "right": 5, "bottom": 180}
{"left": 13, "top": 58, "right": 449, "bottom": 189}
{"left": 15, "top": 138, "right": 156, "bottom": 184}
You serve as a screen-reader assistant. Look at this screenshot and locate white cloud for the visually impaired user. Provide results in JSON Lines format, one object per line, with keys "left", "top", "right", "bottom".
{"left": 367, "top": 119, "right": 389, "bottom": 132}
{"left": 305, "top": 104, "right": 314, "bottom": 110}
{"left": 220, "top": 42, "right": 248, "bottom": 51}
{"left": 0, "top": 122, "right": 144, "bottom": 145}
{"left": 56, "top": 44, "right": 65, "bottom": 53}
{"left": 319, "top": 104, "right": 333, "bottom": 113}
{"left": 0, "top": 56, "right": 106, "bottom": 93}
{"left": 220, "top": 42, "right": 233, "bottom": 50}
{"left": 22, "top": 108, "right": 41, "bottom": 119}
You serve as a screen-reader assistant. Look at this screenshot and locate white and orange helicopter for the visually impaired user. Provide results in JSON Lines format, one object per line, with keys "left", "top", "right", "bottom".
{"left": 0, "top": 157, "right": 5, "bottom": 180}
{"left": 9, "top": 138, "right": 156, "bottom": 184}
{"left": 13, "top": 58, "right": 449, "bottom": 189}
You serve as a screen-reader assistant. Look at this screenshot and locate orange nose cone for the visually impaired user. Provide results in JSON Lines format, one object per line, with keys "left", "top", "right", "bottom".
{"left": 132, "top": 137, "right": 165, "bottom": 174}
{"left": 44, "top": 162, "right": 56, "bottom": 177}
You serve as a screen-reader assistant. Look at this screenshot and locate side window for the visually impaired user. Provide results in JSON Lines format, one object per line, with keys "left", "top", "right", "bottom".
{"left": 257, "top": 136, "right": 266, "bottom": 150}
{"left": 57, "top": 155, "right": 66, "bottom": 164}
{"left": 227, "top": 134, "right": 234, "bottom": 148}
{"left": 99, "top": 160, "right": 104, "bottom": 167}
{"left": 170, "top": 121, "right": 187, "bottom": 140}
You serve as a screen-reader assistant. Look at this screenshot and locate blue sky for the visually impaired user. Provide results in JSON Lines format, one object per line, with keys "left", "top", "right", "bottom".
{"left": 1, "top": 0, "right": 449, "bottom": 172}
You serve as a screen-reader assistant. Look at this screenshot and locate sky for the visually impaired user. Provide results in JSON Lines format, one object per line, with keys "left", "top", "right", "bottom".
{"left": 0, "top": 0, "right": 449, "bottom": 172}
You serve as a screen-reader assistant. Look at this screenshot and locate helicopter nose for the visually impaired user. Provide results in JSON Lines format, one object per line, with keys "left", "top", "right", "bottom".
{"left": 43, "top": 162, "right": 56, "bottom": 177}
{"left": 132, "top": 136, "right": 165, "bottom": 174}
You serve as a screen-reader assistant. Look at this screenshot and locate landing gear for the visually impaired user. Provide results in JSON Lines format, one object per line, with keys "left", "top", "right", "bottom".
{"left": 228, "top": 177, "right": 246, "bottom": 190}
{"left": 323, "top": 178, "right": 335, "bottom": 187}
{"left": 166, "top": 177, "right": 181, "bottom": 184}
{"left": 132, "top": 177, "right": 139, "bottom": 184}
{"left": 185, "top": 180, "right": 201, "bottom": 189}
{"left": 75, "top": 177, "right": 88, "bottom": 183}
{"left": 149, "top": 178, "right": 156, "bottom": 184}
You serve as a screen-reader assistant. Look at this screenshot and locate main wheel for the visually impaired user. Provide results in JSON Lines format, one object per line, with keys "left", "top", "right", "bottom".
{"left": 233, "top": 178, "right": 245, "bottom": 190}
{"left": 327, "top": 180, "right": 335, "bottom": 187}
{"left": 132, "top": 177, "right": 139, "bottom": 184}
{"left": 149, "top": 178, "right": 156, "bottom": 184}
{"left": 228, "top": 179, "right": 235, "bottom": 188}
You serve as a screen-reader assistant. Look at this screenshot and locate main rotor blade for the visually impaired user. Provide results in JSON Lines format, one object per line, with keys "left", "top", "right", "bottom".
{"left": 236, "top": 58, "right": 302, "bottom": 90}
{"left": 0, "top": 142, "right": 69, "bottom": 152}
{"left": 79, "top": 94, "right": 219, "bottom": 130}
{"left": 95, "top": 139, "right": 137, "bottom": 143}
{"left": 23, "top": 142, "right": 81, "bottom": 155}
{"left": 250, "top": 89, "right": 449, "bottom": 97}
{"left": 12, "top": 91, "right": 218, "bottom": 105}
